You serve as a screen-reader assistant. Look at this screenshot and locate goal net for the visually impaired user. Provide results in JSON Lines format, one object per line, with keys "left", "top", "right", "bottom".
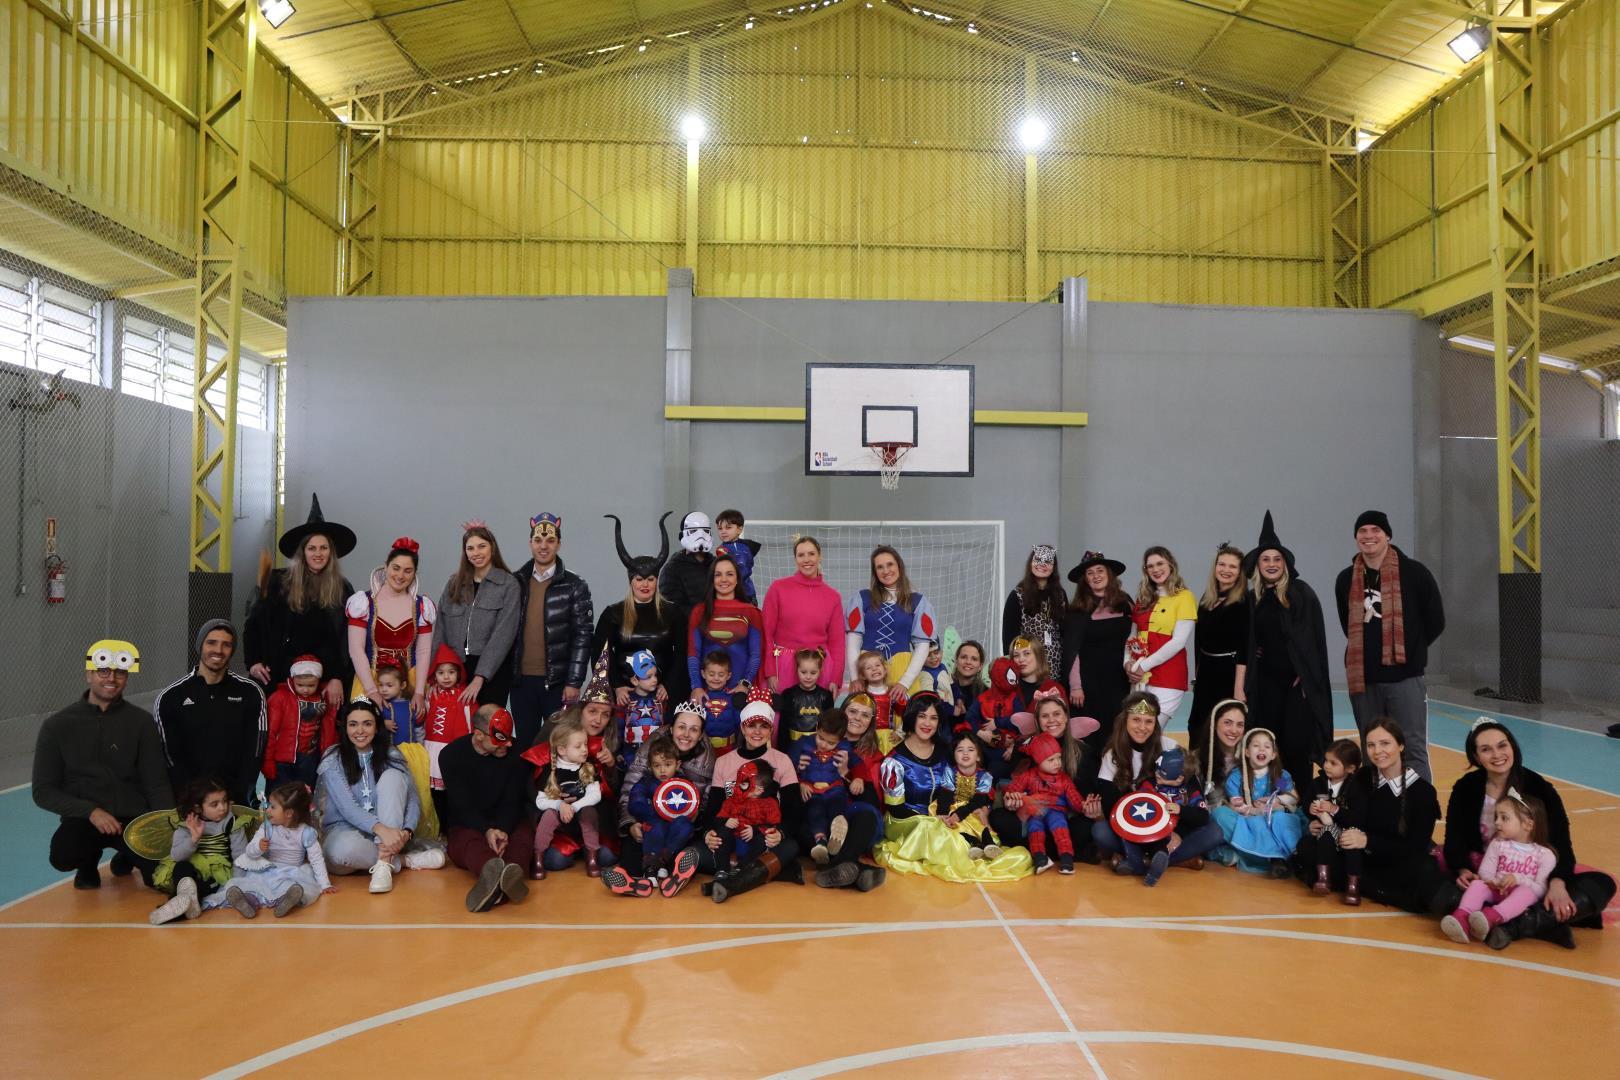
{"left": 746, "top": 520, "right": 1005, "bottom": 657}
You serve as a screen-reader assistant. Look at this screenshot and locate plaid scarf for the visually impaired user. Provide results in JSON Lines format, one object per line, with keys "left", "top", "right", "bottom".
{"left": 1346, "top": 546, "right": 1405, "bottom": 694}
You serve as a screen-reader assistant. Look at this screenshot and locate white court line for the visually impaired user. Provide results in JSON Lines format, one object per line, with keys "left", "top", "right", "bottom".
{"left": 761, "top": 1030, "right": 1489, "bottom": 1080}
{"left": 1429, "top": 697, "right": 1612, "bottom": 738}
{"left": 0, "top": 781, "right": 32, "bottom": 796}
{"left": 977, "top": 884, "right": 1107, "bottom": 1080}
{"left": 201, "top": 915, "right": 1620, "bottom": 1077}
{"left": 1570, "top": 806, "right": 1618, "bottom": 815}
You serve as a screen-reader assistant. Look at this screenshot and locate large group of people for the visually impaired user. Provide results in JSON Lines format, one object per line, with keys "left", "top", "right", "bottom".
{"left": 31, "top": 496, "right": 1613, "bottom": 950}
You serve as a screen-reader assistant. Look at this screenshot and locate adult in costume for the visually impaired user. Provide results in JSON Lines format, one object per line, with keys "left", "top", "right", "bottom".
{"left": 153, "top": 619, "right": 266, "bottom": 805}
{"left": 761, "top": 536, "right": 844, "bottom": 692}
{"left": 1188, "top": 543, "right": 1249, "bottom": 762}
{"left": 688, "top": 552, "right": 764, "bottom": 693}
{"left": 875, "top": 693, "right": 1031, "bottom": 882}
{"left": 1241, "top": 511, "right": 1331, "bottom": 792}
{"left": 315, "top": 701, "right": 433, "bottom": 892}
{"left": 431, "top": 521, "right": 520, "bottom": 708}
{"left": 592, "top": 513, "right": 679, "bottom": 703}
{"left": 1431, "top": 719, "right": 1614, "bottom": 948}
{"left": 1060, "top": 550, "right": 1133, "bottom": 750}
{"left": 843, "top": 545, "right": 938, "bottom": 690}
{"left": 347, "top": 537, "right": 436, "bottom": 717}
{"left": 659, "top": 513, "right": 716, "bottom": 631}
{"left": 32, "top": 640, "right": 168, "bottom": 889}
{"left": 439, "top": 708, "right": 534, "bottom": 912}
{"left": 244, "top": 493, "right": 355, "bottom": 707}
{"left": 1002, "top": 544, "right": 1065, "bottom": 658}
{"left": 510, "top": 512, "right": 594, "bottom": 751}
{"left": 1127, "top": 546, "right": 1197, "bottom": 724}
{"left": 1333, "top": 510, "right": 1446, "bottom": 781}
{"left": 1333, "top": 718, "right": 1440, "bottom": 913}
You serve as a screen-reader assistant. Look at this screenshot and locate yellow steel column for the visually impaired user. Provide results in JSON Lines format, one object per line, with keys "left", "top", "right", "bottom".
{"left": 1483, "top": 4, "right": 1542, "bottom": 699}
{"left": 190, "top": 0, "right": 256, "bottom": 574}
{"left": 1324, "top": 119, "right": 1364, "bottom": 308}
{"left": 343, "top": 93, "right": 384, "bottom": 296}
{"left": 1023, "top": 56, "right": 1040, "bottom": 302}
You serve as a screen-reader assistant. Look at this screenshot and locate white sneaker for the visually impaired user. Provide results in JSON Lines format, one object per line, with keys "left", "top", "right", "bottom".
{"left": 402, "top": 845, "right": 446, "bottom": 871}
{"left": 149, "top": 893, "right": 190, "bottom": 925}
{"left": 369, "top": 861, "right": 395, "bottom": 894}
{"left": 178, "top": 876, "right": 201, "bottom": 919}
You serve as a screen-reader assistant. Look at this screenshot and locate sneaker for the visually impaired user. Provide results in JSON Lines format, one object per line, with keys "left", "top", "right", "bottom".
{"left": 466, "top": 858, "right": 505, "bottom": 912}
{"left": 109, "top": 853, "right": 134, "bottom": 877}
{"left": 855, "top": 864, "right": 887, "bottom": 892}
{"left": 602, "top": 867, "right": 654, "bottom": 898}
{"left": 983, "top": 845, "right": 1003, "bottom": 860}
{"left": 73, "top": 865, "right": 101, "bottom": 890}
{"left": 1058, "top": 854, "right": 1075, "bottom": 875}
{"left": 810, "top": 843, "right": 830, "bottom": 865}
{"left": 967, "top": 846, "right": 984, "bottom": 861}
{"left": 177, "top": 876, "right": 201, "bottom": 919}
{"left": 1032, "top": 851, "right": 1051, "bottom": 874}
{"left": 1441, "top": 914, "right": 1470, "bottom": 944}
{"left": 272, "top": 885, "right": 304, "bottom": 918}
{"left": 1467, "top": 911, "right": 1491, "bottom": 942}
{"left": 1144, "top": 850, "right": 1170, "bottom": 887}
{"left": 148, "top": 892, "right": 191, "bottom": 925}
{"left": 827, "top": 816, "right": 848, "bottom": 856}
{"left": 1112, "top": 857, "right": 1136, "bottom": 876}
{"left": 1213, "top": 845, "right": 1240, "bottom": 867}
{"left": 659, "top": 847, "right": 700, "bottom": 898}
{"left": 226, "top": 886, "right": 258, "bottom": 919}
{"left": 402, "top": 846, "right": 446, "bottom": 871}
{"left": 498, "top": 862, "right": 530, "bottom": 904}
{"left": 369, "top": 861, "right": 395, "bottom": 895}
{"left": 815, "top": 861, "right": 861, "bottom": 889}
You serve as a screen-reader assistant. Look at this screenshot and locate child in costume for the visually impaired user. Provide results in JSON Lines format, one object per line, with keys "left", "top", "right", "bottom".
{"left": 533, "top": 714, "right": 606, "bottom": 878}
{"left": 263, "top": 655, "right": 335, "bottom": 791}
{"left": 792, "top": 711, "right": 858, "bottom": 865}
{"left": 943, "top": 733, "right": 1001, "bottom": 860}
{"left": 1219, "top": 728, "right": 1303, "bottom": 876}
{"left": 375, "top": 663, "right": 418, "bottom": 745}
{"left": 624, "top": 735, "right": 696, "bottom": 882}
{"left": 1122, "top": 745, "right": 1212, "bottom": 887}
{"left": 696, "top": 651, "right": 744, "bottom": 752}
{"left": 615, "top": 649, "right": 666, "bottom": 769}
{"left": 775, "top": 647, "right": 836, "bottom": 748}
{"left": 1301, "top": 738, "right": 1365, "bottom": 904}
{"left": 844, "top": 650, "right": 906, "bottom": 733}
{"left": 1441, "top": 791, "right": 1558, "bottom": 945}
{"left": 914, "top": 640, "right": 955, "bottom": 709}
{"left": 209, "top": 781, "right": 336, "bottom": 918}
{"left": 715, "top": 759, "right": 781, "bottom": 864}
{"left": 149, "top": 777, "right": 253, "bottom": 925}
{"left": 959, "top": 656, "right": 1026, "bottom": 784}
{"left": 423, "top": 644, "right": 471, "bottom": 822}
{"left": 1005, "top": 733, "right": 1085, "bottom": 874}
{"left": 715, "top": 508, "right": 762, "bottom": 605}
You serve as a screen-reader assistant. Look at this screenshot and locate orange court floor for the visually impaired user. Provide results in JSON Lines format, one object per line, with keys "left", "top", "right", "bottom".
{"left": 4, "top": 738, "right": 1617, "bottom": 1080}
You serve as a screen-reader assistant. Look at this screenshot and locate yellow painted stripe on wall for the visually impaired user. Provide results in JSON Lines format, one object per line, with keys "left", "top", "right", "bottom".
{"left": 663, "top": 406, "right": 1087, "bottom": 427}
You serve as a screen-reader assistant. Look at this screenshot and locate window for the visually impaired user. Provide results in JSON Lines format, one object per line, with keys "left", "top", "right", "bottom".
{"left": 119, "top": 314, "right": 268, "bottom": 429}
{"left": 0, "top": 264, "right": 102, "bottom": 385}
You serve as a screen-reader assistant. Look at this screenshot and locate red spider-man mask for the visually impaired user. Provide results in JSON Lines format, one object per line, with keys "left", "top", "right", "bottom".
{"left": 989, "top": 657, "right": 1019, "bottom": 692}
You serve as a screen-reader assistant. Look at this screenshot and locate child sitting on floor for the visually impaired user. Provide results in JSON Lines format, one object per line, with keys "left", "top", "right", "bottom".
{"left": 208, "top": 781, "right": 336, "bottom": 918}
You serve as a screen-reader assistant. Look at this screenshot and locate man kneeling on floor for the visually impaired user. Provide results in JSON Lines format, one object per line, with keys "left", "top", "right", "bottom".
{"left": 438, "top": 705, "right": 533, "bottom": 912}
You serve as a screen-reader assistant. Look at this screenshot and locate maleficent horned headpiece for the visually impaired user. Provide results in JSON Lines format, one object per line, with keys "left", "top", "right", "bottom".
{"left": 606, "top": 512, "right": 672, "bottom": 580}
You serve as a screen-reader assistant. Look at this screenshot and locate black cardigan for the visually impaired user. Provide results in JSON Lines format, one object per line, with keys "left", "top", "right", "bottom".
{"left": 1443, "top": 767, "right": 1578, "bottom": 885}
{"left": 1357, "top": 770, "right": 1440, "bottom": 871}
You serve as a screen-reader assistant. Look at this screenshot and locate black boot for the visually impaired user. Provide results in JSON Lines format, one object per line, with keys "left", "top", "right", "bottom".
{"left": 1428, "top": 880, "right": 1464, "bottom": 917}
{"left": 1487, "top": 892, "right": 1596, "bottom": 951}
{"left": 710, "top": 858, "right": 770, "bottom": 904}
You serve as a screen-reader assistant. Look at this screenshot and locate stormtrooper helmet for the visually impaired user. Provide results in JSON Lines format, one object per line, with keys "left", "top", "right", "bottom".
{"left": 680, "top": 511, "right": 713, "bottom": 555}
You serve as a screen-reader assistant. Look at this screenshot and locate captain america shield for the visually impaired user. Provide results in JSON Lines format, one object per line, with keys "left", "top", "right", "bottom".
{"left": 1110, "top": 790, "right": 1174, "bottom": 843}
{"left": 654, "top": 778, "right": 700, "bottom": 822}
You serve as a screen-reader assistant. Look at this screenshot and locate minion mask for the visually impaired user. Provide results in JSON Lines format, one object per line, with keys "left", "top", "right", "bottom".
{"left": 680, "top": 511, "right": 713, "bottom": 555}
{"left": 86, "top": 639, "right": 140, "bottom": 673}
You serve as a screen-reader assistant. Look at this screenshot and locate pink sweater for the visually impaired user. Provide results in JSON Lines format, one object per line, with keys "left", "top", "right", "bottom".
{"left": 1479, "top": 838, "right": 1556, "bottom": 899}
{"left": 762, "top": 572, "right": 845, "bottom": 691}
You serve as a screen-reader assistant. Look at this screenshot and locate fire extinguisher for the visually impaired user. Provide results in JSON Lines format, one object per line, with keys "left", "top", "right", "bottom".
{"left": 45, "top": 555, "right": 66, "bottom": 604}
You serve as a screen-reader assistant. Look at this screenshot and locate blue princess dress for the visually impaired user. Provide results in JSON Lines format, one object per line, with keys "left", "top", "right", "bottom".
{"left": 203, "top": 822, "right": 332, "bottom": 911}
{"left": 1215, "top": 769, "right": 1304, "bottom": 864}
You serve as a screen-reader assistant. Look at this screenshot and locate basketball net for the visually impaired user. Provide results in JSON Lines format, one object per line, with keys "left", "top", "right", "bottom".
{"left": 872, "top": 442, "right": 913, "bottom": 490}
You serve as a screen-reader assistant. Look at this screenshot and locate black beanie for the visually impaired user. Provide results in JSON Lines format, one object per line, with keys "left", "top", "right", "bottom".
{"left": 1354, "top": 510, "right": 1392, "bottom": 538}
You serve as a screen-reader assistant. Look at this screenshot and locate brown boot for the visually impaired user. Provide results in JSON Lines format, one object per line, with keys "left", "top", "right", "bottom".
{"left": 1312, "top": 865, "right": 1331, "bottom": 896}
{"left": 1344, "top": 875, "right": 1362, "bottom": 906}
{"left": 585, "top": 849, "right": 601, "bottom": 879}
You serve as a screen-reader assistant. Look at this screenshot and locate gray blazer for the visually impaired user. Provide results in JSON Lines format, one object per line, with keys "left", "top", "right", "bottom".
{"left": 432, "top": 567, "right": 521, "bottom": 681}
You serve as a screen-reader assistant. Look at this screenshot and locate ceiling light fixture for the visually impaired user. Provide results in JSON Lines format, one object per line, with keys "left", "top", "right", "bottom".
{"left": 258, "top": 0, "right": 294, "bottom": 28}
{"left": 1448, "top": 25, "right": 1488, "bottom": 62}
{"left": 1017, "top": 116, "right": 1051, "bottom": 151}
{"left": 679, "top": 114, "right": 708, "bottom": 142}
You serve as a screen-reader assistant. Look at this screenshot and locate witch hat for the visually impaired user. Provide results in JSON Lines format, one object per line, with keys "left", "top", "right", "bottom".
{"left": 278, "top": 493, "right": 357, "bottom": 559}
{"left": 1242, "top": 509, "right": 1296, "bottom": 577}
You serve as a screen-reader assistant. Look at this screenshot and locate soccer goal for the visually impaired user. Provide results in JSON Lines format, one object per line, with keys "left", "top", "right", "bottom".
{"left": 747, "top": 520, "right": 1005, "bottom": 652}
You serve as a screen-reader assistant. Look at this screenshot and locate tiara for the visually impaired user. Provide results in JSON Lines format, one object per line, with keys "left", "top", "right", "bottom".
{"left": 1009, "top": 636, "right": 1035, "bottom": 652}
{"left": 461, "top": 518, "right": 488, "bottom": 532}
{"left": 1126, "top": 698, "right": 1159, "bottom": 718}
{"left": 673, "top": 700, "right": 704, "bottom": 718}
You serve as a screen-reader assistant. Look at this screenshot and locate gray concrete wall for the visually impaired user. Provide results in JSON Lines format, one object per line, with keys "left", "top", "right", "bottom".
{"left": 286, "top": 292, "right": 1428, "bottom": 689}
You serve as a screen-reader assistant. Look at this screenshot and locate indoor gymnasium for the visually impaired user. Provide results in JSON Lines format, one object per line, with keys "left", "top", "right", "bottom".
{"left": 1, "top": 0, "right": 1618, "bottom": 1076}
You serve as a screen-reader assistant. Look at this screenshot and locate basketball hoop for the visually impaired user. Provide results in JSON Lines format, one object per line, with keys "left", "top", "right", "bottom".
{"left": 871, "top": 442, "right": 913, "bottom": 490}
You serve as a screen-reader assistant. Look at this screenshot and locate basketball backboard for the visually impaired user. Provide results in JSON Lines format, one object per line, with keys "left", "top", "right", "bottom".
{"left": 804, "top": 363, "right": 974, "bottom": 477}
